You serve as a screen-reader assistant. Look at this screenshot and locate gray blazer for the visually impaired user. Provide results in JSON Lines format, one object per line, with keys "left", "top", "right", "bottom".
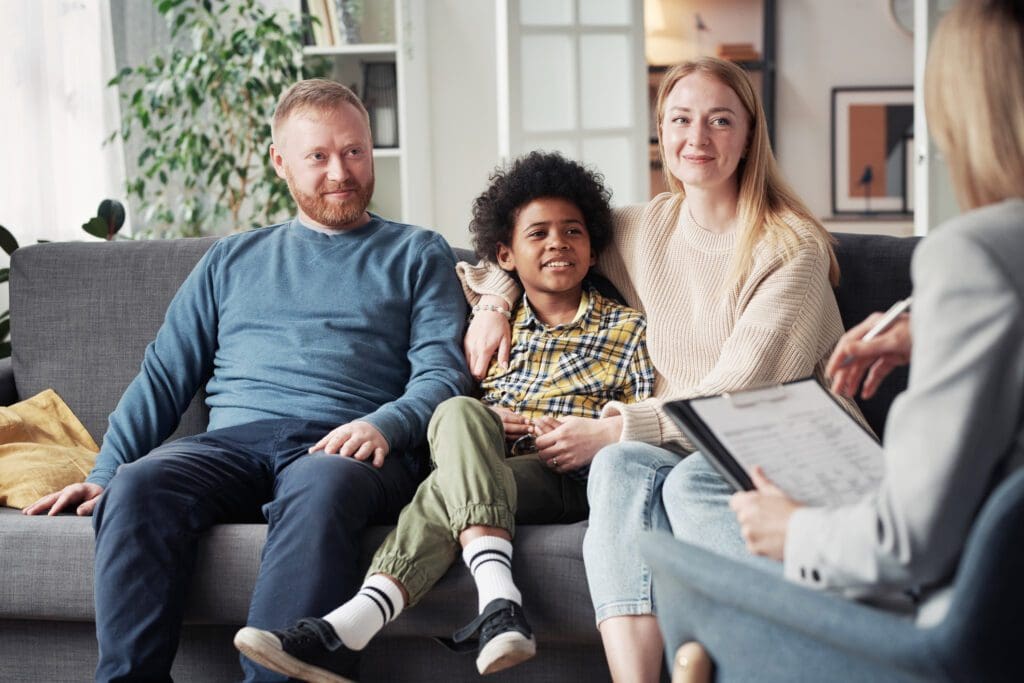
{"left": 784, "top": 198, "right": 1024, "bottom": 612}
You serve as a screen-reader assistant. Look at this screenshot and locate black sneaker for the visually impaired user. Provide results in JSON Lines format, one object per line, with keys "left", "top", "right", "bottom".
{"left": 234, "top": 617, "right": 359, "bottom": 683}
{"left": 450, "top": 599, "right": 536, "bottom": 675}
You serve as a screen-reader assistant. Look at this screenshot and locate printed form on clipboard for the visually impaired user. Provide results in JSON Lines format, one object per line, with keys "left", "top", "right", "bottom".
{"left": 664, "top": 378, "right": 884, "bottom": 507}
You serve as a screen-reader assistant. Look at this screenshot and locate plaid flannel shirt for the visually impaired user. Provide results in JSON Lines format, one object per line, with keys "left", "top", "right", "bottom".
{"left": 480, "top": 285, "right": 653, "bottom": 480}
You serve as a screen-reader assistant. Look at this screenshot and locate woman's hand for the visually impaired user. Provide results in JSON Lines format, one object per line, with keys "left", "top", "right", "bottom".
{"left": 729, "top": 467, "right": 800, "bottom": 560}
{"left": 827, "top": 312, "right": 912, "bottom": 399}
{"left": 464, "top": 295, "right": 512, "bottom": 380}
{"left": 535, "top": 415, "right": 623, "bottom": 474}
{"left": 22, "top": 482, "right": 105, "bottom": 517}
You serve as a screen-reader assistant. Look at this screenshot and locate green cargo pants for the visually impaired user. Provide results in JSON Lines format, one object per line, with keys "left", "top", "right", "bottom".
{"left": 368, "top": 396, "right": 588, "bottom": 604}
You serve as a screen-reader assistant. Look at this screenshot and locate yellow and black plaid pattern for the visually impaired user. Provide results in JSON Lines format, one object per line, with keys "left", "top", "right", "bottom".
{"left": 480, "top": 286, "right": 653, "bottom": 424}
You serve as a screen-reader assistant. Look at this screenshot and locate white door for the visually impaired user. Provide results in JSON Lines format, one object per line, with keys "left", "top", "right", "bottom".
{"left": 498, "top": 0, "right": 648, "bottom": 205}
{"left": 912, "top": 0, "right": 958, "bottom": 235}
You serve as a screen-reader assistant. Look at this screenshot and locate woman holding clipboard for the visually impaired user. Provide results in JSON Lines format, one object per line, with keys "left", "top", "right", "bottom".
{"left": 732, "top": 0, "right": 1024, "bottom": 606}
{"left": 682, "top": 0, "right": 1024, "bottom": 670}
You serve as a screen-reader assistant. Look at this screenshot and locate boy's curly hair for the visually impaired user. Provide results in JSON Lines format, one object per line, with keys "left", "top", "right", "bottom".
{"left": 469, "top": 151, "right": 613, "bottom": 263}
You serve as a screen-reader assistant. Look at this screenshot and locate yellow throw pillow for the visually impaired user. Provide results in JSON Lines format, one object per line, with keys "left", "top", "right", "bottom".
{"left": 0, "top": 389, "right": 99, "bottom": 509}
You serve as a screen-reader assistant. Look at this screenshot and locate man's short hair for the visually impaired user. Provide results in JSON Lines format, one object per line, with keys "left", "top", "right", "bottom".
{"left": 272, "top": 79, "right": 370, "bottom": 143}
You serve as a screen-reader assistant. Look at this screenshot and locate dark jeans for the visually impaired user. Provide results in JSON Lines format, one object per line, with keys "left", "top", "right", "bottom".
{"left": 91, "top": 418, "right": 419, "bottom": 683}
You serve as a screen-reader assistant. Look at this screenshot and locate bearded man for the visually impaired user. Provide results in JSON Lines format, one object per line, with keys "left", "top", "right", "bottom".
{"left": 24, "top": 79, "right": 471, "bottom": 683}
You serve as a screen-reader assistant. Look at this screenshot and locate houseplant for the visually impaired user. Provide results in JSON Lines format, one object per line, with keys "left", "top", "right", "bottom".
{"left": 110, "top": 0, "right": 328, "bottom": 238}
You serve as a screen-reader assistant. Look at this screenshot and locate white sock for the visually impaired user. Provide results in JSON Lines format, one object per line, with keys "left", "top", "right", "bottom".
{"left": 462, "top": 536, "right": 522, "bottom": 612}
{"left": 322, "top": 574, "right": 406, "bottom": 650}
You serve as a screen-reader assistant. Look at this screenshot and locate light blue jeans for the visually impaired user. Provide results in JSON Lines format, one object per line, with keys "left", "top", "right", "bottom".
{"left": 583, "top": 444, "right": 779, "bottom": 624}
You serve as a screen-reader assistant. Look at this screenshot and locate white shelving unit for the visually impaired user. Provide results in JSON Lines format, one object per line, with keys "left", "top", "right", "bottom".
{"left": 297, "top": 0, "right": 432, "bottom": 225}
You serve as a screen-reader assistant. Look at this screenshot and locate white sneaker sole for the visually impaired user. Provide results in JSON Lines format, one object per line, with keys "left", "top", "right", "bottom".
{"left": 476, "top": 632, "right": 537, "bottom": 675}
{"left": 234, "top": 627, "right": 355, "bottom": 683}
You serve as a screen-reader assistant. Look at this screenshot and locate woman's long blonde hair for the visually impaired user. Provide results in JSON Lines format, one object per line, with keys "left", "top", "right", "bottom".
{"left": 925, "top": 0, "right": 1024, "bottom": 210}
{"left": 656, "top": 57, "right": 839, "bottom": 287}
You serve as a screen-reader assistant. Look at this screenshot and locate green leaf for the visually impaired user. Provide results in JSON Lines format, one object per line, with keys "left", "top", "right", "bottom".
{"left": 0, "top": 224, "right": 19, "bottom": 255}
{"left": 0, "top": 316, "right": 9, "bottom": 342}
{"left": 0, "top": 342, "right": 11, "bottom": 359}
{"left": 107, "top": 66, "right": 133, "bottom": 86}
{"left": 82, "top": 216, "right": 109, "bottom": 239}
{"left": 0, "top": 268, "right": 8, "bottom": 284}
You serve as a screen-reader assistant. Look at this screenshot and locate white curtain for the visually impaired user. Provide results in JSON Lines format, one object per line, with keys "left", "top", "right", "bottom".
{"left": 0, "top": 0, "right": 127, "bottom": 248}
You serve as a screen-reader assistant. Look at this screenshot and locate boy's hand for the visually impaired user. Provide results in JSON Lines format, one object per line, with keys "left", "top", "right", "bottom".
{"left": 530, "top": 415, "right": 561, "bottom": 436}
{"left": 311, "top": 420, "right": 389, "bottom": 468}
{"left": 536, "top": 415, "right": 623, "bottom": 473}
{"left": 488, "top": 406, "right": 532, "bottom": 440}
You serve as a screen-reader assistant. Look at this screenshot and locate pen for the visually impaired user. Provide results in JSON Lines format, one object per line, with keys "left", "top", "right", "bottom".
{"left": 862, "top": 297, "right": 912, "bottom": 341}
{"left": 839, "top": 297, "right": 912, "bottom": 367}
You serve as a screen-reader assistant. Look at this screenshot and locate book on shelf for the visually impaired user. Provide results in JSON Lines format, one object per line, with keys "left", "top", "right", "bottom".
{"left": 716, "top": 43, "right": 761, "bottom": 63}
{"left": 324, "top": 0, "right": 340, "bottom": 46}
{"left": 305, "top": 0, "right": 335, "bottom": 47}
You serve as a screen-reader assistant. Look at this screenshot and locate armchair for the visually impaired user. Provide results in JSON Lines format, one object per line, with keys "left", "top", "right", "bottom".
{"left": 641, "top": 464, "right": 1024, "bottom": 682}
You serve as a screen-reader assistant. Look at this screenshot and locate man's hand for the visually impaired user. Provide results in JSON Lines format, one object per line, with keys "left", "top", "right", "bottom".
{"left": 729, "top": 467, "right": 801, "bottom": 561}
{"left": 22, "top": 482, "right": 104, "bottom": 517}
{"left": 535, "top": 415, "right": 623, "bottom": 474}
{"left": 488, "top": 406, "right": 532, "bottom": 441}
{"left": 464, "top": 295, "right": 512, "bottom": 380}
{"left": 827, "top": 312, "right": 911, "bottom": 399}
{"left": 310, "top": 420, "right": 390, "bottom": 468}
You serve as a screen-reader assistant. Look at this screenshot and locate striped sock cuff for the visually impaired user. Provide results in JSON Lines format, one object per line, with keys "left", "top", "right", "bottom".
{"left": 468, "top": 550, "right": 512, "bottom": 575}
{"left": 462, "top": 536, "right": 514, "bottom": 575}
{"left": 462, "top": 536, "right": 520, "bottom": 611}
{"left": 360, "top": 574, "right": 405, "bottom": 625}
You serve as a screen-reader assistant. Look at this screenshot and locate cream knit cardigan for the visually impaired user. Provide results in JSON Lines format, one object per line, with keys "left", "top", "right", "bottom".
{"left": 458, "top": 192, "right": 867, "bottom": 450}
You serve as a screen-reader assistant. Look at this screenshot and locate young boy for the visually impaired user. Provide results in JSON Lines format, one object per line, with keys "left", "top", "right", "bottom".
{"left": 234, "top": 151, "right": 653, "bottom": 681}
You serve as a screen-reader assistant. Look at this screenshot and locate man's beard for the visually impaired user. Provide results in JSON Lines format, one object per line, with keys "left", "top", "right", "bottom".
{"left": 285, "top": 170, "right": 375, "bottom": 229}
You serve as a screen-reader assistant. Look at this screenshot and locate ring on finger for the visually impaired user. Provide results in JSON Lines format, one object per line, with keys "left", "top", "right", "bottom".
{"left": 552, "top": 457, "right": 559, "bottom": 467}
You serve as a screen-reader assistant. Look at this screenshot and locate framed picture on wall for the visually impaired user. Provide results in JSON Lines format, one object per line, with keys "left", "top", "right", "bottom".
{"left": 831, "top": 86, "right": 914, "bottom": 216}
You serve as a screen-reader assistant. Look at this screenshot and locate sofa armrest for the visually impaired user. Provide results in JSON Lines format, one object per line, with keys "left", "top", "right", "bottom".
{"left": 0, "top": 357, "right": 17, "bottom": 405}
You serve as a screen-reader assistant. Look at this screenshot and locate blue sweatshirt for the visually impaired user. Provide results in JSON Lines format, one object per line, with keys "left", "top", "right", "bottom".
{"left": 87, "top": 216, "right": 471, "bottom": 487}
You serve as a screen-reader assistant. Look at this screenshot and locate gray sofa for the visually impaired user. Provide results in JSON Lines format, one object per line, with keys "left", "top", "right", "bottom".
{"left": 0, "top": 232, "right": 918, "bottom": 682}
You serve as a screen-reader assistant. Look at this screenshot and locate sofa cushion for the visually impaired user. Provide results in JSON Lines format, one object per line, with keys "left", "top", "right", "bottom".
{"left": 0, "top": 508, "right": 598, "bottom": 644}
{"left": 832, "top": 233, "right": 920, "bottom": 438}
{"left": 10, "top": 239, "right": 218, "bottom": 445}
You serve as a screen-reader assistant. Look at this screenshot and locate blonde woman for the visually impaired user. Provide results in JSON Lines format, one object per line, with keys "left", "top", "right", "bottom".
{"left": 729, "top": 0, "right": 1024, "bottom": 620}
{"left": 460, "top": 57, "right": 864, "bottom": 681}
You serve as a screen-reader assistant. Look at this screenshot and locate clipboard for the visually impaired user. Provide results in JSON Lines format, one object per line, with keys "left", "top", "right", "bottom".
{"left": 664, "top": 377, "right": 884, "bottom": 506}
